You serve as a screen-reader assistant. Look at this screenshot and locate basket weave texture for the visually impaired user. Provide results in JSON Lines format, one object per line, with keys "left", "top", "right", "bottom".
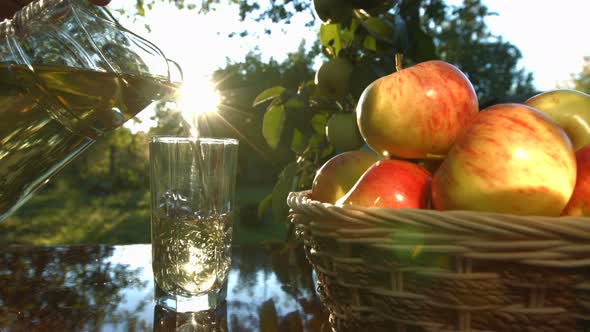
{"left": 288, "top": 190, "right": 590, "bottom": 332}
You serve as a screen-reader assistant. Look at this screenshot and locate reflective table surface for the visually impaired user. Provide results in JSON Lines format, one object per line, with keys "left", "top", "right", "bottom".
{"left": 0, "top": 244, "right": 330, "bottom": 331}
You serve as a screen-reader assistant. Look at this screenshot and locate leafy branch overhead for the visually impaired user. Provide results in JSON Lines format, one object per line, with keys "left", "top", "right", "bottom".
{"left": 252, "top": 0, "right": 438, "bottom": 224}
{"left": 248, "top": 0, "right": 537, "bottom": 224}
{"left": 133, "top": 0, "right": 537, "bottom": 226}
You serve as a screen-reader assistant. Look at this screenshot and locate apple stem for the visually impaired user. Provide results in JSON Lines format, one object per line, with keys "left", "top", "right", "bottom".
{"left": 426, "top": 153, "right": 446, "bottom": 160}
{"left": 395, "top": 53, "right": 403, "bottom": 71}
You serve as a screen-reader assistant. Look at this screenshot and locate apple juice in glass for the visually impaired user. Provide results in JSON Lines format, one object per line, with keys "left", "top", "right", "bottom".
{"left": 149, "top": 137, "right": 238, "bottom": 312}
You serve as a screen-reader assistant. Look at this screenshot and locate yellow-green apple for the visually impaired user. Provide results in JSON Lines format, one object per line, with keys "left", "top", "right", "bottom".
{"left": 562, "top": 145, "right": 590, "bottom": 216}
{"left": 336, "top": 159, "right": 431, "bottom": 209}
{"left": 525, "top": 89, "right": 590, "bottom": 150}
{"left": 311, "top": 150, "right": 381, "bottom": 204}
{"left": 432, "top": 103, "right": 576, "bottom": 216}
{"left": 356, "top": 60, "right": 478, "bottom": 159}
{"left": 326, "top": 113, "right": 364, "bottom": 152}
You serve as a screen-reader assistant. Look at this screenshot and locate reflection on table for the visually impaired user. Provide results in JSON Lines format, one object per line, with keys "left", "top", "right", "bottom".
{"left": 0, "top": 244, "right": 330, "bottom": 331}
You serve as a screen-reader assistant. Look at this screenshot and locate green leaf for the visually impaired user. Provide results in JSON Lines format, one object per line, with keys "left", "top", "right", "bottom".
{"left": 321, "top": 145, "right": 334, "bottom": 159}
{"left": 272, "top": 162, "right": 299, "bottom": 223}
{"left": 320, "top": 23, "right": 342, "bottom": 55}
{"left": 408, "top": 28, "right": 436, "bottom": 62}
{"left": 341, "top": 28, "right": 353, "bottom": 46}
{"left": 253, "top": 86, "right": 285, "bottom": 107}
{"left": 290, "top": 128, "right": 306, "bottom": 154}
{"left": 257, "top": 193, "right": 273, "bottom": 220}
{"left": 311, "top": 114, "right": 329, "bottom": 134}
{"left": 362, "top": 17, "right": 394, "bottom": 43}
{"left": 363, "top": 35, "right": 377, "bottom": 52}
{"left": 349, "top": 17, "right": 360, "bottom": 34}
{"left": 308, "top": 133, "right": 326, "bottom": 152}
{"left": 262, "top": 104, "right": 286, "bottom": 149}
{"left": 284, "top": 97, "right": 304, "bottom": 110}
{"left": 135, "top": 0, "right": 145, "bottom": 16}
{"left": 392, "top": 14, "right": 409, "bottom": 52}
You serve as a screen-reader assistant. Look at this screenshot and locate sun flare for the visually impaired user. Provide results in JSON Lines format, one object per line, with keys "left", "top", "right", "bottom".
{"left": 178, "top": 75, "right": 221, "bottom": 137}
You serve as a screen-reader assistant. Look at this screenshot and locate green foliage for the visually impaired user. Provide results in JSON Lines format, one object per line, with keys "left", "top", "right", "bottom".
{"left": 262, "top": 104, "right": 286, "bottom": 149}
{"left": 572, "top": 56, "right": 590, "bottom": 94}
{"left": 253, "top": 86, "right": 286, "bottom": 106}
{"left": 0, "top": 180, "right": 151, "bottom": 245}
{"left": 133, "top": 0, "right": 238, "bottom": 15}
{"left": 319, "top": 24, "right": 342, "bottom": 56}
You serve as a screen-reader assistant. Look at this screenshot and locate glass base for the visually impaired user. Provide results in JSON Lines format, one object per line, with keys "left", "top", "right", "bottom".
{"left": 154, "top": 281, "right": 228, "bottom": 313}
{"left": 153, "top": 299, "right": 228, "bottom": 332}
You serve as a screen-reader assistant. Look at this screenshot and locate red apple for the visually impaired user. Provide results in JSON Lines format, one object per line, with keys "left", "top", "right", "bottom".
{"left": 311, "top": 150, "right": 381, "bottom": 204}
{"left": 562, "top": 145, "right": 590, "bottom": 216}
{"left": 336, "top": 159, "right": 431, "bottom": 209}
{"left": 432, "top": 103, "right": 576, "bottom": 216}
{"left": 356, "top": 60, "right": 478, "bottom": 159}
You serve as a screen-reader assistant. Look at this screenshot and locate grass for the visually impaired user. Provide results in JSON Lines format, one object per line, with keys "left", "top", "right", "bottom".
{"left": 0, "top": 180, "right": 286, "bottom": 246}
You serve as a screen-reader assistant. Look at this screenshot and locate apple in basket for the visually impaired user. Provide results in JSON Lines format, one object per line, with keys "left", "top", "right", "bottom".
{"left": 356, "top": 60, "right": 478, "bottom": 159}
{"left": 432, "top": 103, "right": 576, "bottom": 216}
{"left": 525, "top": 89, "right": 590, "bottom": 151}
{"left": 336, "top": 159, "right": 431, "bottom": 209}
{"left": 310, "top": 150, "right": 381, "bottom": 204}
{"left": 562, "top": 144, "right": 590, "bottom": 216}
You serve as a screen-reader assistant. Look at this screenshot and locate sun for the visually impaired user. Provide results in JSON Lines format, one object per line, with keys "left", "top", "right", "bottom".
{"left": 177, "top": 75, "right": 221, "bottom": 137}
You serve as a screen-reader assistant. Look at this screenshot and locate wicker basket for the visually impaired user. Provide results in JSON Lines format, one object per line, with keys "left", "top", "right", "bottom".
{"left": 288, "top": 190, "right": 590, "bottom": 332}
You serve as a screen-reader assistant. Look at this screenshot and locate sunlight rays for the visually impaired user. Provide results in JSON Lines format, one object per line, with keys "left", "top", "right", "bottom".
{"left": 178, "top": 71, "right": 268, "bottom": 160}
{"left": 178, "top": 75, "right": 221, "bottom": 137}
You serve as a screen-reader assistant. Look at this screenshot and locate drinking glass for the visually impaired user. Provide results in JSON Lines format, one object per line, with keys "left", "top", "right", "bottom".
{"left": 149, "top": 137, "right": 238, "bottom": 312}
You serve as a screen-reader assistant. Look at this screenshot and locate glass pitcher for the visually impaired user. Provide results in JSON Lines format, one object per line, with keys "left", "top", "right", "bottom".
{"left": 0, "top": 0, "right": 180, "bottom": 221}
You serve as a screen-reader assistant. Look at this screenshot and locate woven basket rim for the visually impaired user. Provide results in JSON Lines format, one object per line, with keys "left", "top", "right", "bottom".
{"left": 288, "top": 190, "right": 590, "bottom": 267}
{"left": 290, "top": 189, "right": 590, "bottom": 220}
{"left": 288, "top": 190, "right": 590, "bottom": 239}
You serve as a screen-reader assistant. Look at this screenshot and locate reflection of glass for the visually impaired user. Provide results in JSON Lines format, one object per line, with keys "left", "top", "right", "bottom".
{"left": 150, "top": 137, "right": 238, "bottom": 312}
{"left": 0, "top": 0, "right": 180, "bottom": 221}
{"left": 153, "top": 299, "right": 228, "bottom": 331}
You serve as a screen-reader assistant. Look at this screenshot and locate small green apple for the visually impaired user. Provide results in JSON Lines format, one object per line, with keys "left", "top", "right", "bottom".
{"left": 326, "top": 113, "right": 364, "bottom": 152}
{"left": 312, "top": 0, "right": 353, "bottom": 24}
{"left": 315, "top": 57, "right": 354, "bottom": 99}
{"left": 311, "top": 150, "right": 381, "bottom": 204}
{"left": 525, "top": 89, "right": 590, "bottom": 151}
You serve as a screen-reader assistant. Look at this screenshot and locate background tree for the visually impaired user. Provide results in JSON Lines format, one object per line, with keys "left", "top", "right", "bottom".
{"left": 571, "top": 56, "right": 590, "bottom": 93}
